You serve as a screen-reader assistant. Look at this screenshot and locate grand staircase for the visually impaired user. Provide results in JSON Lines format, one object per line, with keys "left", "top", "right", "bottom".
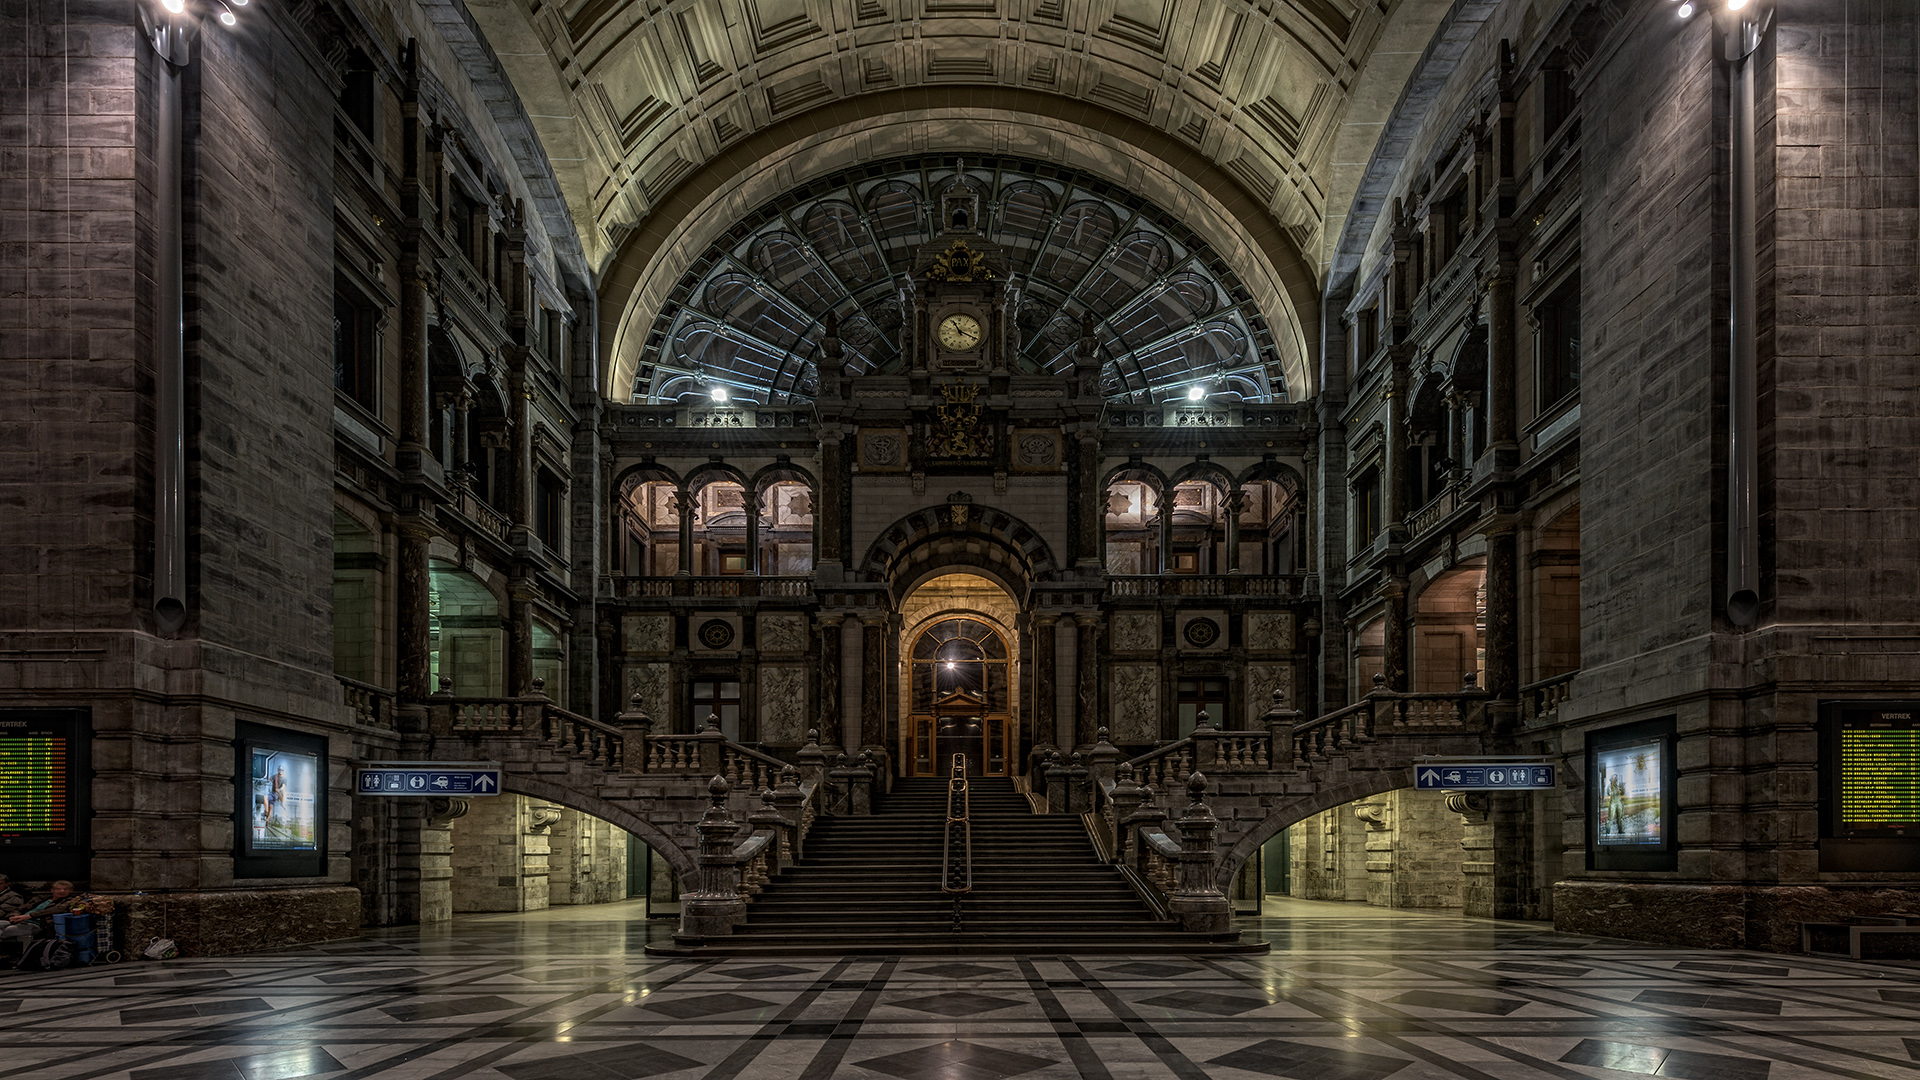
{"left": 671, "top": 775, "right": 1266, "bottom": 955}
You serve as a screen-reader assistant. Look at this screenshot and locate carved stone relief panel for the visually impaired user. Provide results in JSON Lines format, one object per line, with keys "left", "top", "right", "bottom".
{"left": 1110, "top": 664, "right": 1160, "bottom": 743}
{"left": 624, "top": 663, "right": 671, "bottom": 723}
{"left": 1013, "top": 430, "right": 1062, "bottom": 470}
{"left": 858, "top": 429, "right": 909, "bottom": 470}
{"left": 1246, "top": 612, "right": 1294, "bottom": 652}
{"left": 758, "top": 614, "right": 809, "bottom": 655}
{"left": 758, "top": 665, "right": 809, "bottom": 744}
{"left": 623, "top": 614, "right": 674, "bottom": 654}
{"left": 1109, "top": 611, "right": 1159, "bottom": 653}
{"left": 1245, "top": 662, "right": 1295, "bottom": 725}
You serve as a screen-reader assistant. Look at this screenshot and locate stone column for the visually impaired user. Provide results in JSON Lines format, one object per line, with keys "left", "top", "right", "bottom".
{"left": 1487, "top": 270, "right": 1518, "bottom": 453}
{"left": 860, "top": 615, "right": 886, "bottom": 749}
{"left": 508, "top": 581, "right": 534, "bottom": 695}
{"left": 397, "top": 522, "right": 434, "bottom": 708}
{"left": 1054, "top": 624, "right": 1077, "bottom": 750}
{"left": 841, "top": 618, "right": 863, "bottom": 754}
{"left": 1075, "top": 430, "right": 1103, "bottom": 569}
{"left": 397, "top": 264, "right": 433, "bottom": 464}
{"left": 817, "top": 430, "right": 843, "bottom": 569}
{"left": 745, "top": 485, "right": 761, "bottom": 575}
{"left": 1385, "top": 381, "right": 1408, "bottom": 527}
{"left": 1156, "top": 497, "right": 1173, "bottom": 574}
{"left": 1224, "top": 490, "right": 1246, "bottom": 573}
{"left": 1484, "top": 522, "right": 1520, "bottom": 719}
{"left": 1382, "top": 581, "right": 1409, "bottom": 692}
{"left": 816, "top": 614, "right": 843, "bottom": 746}
{"left": 1075, "top": 612, "right": 1101, "bottom": 748}
{"left": 509, "top": 370, "right": 534, "bottom": 533}
{"left": 675, "top": 489, "right": 695, "bottom": 575}
{"left": 1033, "top": 614, "right": 1057, "bottom": 755}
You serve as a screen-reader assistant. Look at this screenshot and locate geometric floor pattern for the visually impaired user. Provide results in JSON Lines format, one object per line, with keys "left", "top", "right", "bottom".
{"left": 5, "top": 897, "right": 1919, "bottom": 1079}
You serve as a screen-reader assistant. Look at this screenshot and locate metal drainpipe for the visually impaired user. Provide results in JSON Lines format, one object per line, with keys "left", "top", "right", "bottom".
{"left": 148, "top": 14, "right": 190, "bottom": 636}
{"left": 1724, "top": 7, "right": 1769, "bottom": 628}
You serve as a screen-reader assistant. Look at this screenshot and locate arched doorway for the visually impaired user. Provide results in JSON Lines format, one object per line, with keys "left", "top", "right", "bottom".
{"left": 907, "top": 618, "right": 1011, "bottom": 777}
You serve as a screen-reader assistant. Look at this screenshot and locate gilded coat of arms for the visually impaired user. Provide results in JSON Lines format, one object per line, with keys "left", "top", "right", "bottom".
{"left": 932, "top": 383, "right": 992, "bottom": 458}
{"left": 925, "top": 240, "right": 994, "bottom": 283}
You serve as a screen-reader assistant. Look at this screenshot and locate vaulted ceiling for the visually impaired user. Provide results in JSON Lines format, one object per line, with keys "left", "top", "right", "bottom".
{"left": 460, "top": 0, "right": 1455, "bottom": 401}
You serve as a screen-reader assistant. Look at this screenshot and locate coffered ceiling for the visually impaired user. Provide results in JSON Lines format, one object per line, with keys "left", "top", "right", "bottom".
{"left": 460, "top": 0, "right": 1454, "bottom": 400}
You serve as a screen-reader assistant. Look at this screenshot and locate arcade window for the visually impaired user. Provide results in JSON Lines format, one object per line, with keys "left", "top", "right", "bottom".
{"left": 1169, "top": 547, "right": 1200, "bottom": 573}
{"left": 1537, "top": 278, "right": 1581, "bottom": 410}
{"left": 534, "top": 470, "right": 564, "bottom": 550}
{"left": 1352, "top": 468, "right": 1382, "bottom": 550}
{"left": 1178, "top": 678, "right": 1228, "bottom": 737}
{"left": 333, "top": 287, "right": 377, "bottom": 410}
{"left": 718, "top": 549, "right": 749, "bottom": 574}
{"left": 690, "top": 680, "right": 740, "bottom": 736}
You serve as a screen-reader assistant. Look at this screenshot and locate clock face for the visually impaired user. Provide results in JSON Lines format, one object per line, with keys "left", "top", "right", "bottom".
{"left": 936, "top": 312, "right": 983, "bottom": 351}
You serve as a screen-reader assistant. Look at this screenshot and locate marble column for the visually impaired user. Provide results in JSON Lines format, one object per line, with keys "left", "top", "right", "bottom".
{"left": 1383, "top": 582, "right": 1409, "bottom": 693}
{"left": 1485, "top": 524, "right": 1520, "bottom": 708}
{"left": 1033, "top": 614, "right": 1057, "bottom": 751}
{"left": 1075, "top": 613, "right": 1101, "bottom": 748}
{"left": 1487, "top": 271, "right": 1519, "bottom": 453}
{"left": 816, "top": 614, "right": 843, "bottom": 746}
{"left": 745, "top": 486, "right": 761, "bottom": 575}
{"left": 1225, "top": 490, "right": 1246, "bottom": 573}
{"left": 861, "top": 615, "right": 886, "bottom": 749}
{"left": 817, "top": 431, "right": 843, "bottom": 568}
{"left": 1075, "top": 430, "right": 1102, "bottom": 569}
{"left": 397, "top": 522, "right": 434, "bottom": 704}
{"left": 675, "top": 489, "right": 695, "bottom": 575}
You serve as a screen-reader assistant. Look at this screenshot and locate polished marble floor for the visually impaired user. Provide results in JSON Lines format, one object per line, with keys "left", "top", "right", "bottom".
{"left": 3, "top": 897, "right": 1917, "bottom": 1080}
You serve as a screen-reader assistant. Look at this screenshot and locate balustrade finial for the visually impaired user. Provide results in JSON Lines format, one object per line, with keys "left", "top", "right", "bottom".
{"left": 705, "top": 712, "right": 722, "bottom": 732}
{"left": 1462, "top": 671, "right": 1478, "bottom": 689}
{"left": 1272, "top": 687, "right": 1286, "bottom": 706}
{"left": 532, "top": 676, "right": 545, "bottom": 693}
{"left": 1096, "top": 725, "right": 1111, "bottom": 744}
{"left": 438, "top": 675, "right": 453, "bottom": 693}
{"left": 805, "top": 727, "right": 819, "bottom": 744}
{"left": 1186, "top": 771, "right": 1207, "bottom": 803}
{"left": 1372, "top": 672, "right": 1387, "bottom": 690}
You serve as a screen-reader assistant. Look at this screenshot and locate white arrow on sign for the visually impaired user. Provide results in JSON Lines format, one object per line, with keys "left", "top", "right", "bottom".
{"left": 474, "top": 775, "right": 496, "bottom": 791}
{"left": 1419, "top": 768, "right": 1440, "bottom": 785}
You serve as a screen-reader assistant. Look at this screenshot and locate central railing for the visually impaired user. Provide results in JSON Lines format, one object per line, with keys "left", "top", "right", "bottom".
{"left": 607, "top": 575, "right": 813, "bottom": 599}
{"left": 942, "top": 754, "right": 972, "bottom": 932}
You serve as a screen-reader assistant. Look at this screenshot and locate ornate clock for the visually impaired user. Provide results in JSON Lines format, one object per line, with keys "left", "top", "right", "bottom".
{"left": 936, "top": 312, "right": 982, "bottom": 352}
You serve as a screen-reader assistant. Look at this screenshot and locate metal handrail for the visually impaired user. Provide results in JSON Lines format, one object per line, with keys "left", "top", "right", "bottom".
{"left": 941, "top": 754, "right": 972, "bottom": 931}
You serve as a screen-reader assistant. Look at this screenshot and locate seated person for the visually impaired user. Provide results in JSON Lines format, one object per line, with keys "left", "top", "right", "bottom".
{"left": 0, "top": 876, "right": 29, "bottom": 921}
{"left": 0, "top": 880, "right": 75, "bottom": 959}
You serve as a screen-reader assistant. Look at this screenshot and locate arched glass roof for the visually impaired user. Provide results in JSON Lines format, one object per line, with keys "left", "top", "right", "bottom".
{"left": 634, "top": 156, "right": 1291, "bottom": 406}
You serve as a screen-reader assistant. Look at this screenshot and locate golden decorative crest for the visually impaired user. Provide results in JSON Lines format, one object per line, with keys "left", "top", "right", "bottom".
{"left": 925, "top": 240, "right": 994, "bottom": 282}
{"left": 949, "top": 503, "right": 970, "bottom": 527}
{"left": 932, "top": 383, "right": 992, "bottom": 458}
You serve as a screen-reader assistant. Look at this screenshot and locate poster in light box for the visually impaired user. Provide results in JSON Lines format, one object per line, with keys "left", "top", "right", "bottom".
{"left": 249, "top": 746, "right": 319, "bottom": 852}
{"left": 1594, "top": 739, "right": 1665, "bottom": 847}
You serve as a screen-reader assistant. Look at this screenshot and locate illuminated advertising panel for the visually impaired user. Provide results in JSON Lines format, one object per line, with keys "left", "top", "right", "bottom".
{"left": 233, "top": 722, "right": 327, "bottom": 877}
{"left": 1586, "top": 716, "right": 1677, "bottom": 871}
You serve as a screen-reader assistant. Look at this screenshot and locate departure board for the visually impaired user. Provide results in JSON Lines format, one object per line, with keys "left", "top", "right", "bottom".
{"left": 0, "top": 711, "right": 84, "bottom": 848}
{"left": 1837, "top": 711, "right": 1920, "bottom": 836}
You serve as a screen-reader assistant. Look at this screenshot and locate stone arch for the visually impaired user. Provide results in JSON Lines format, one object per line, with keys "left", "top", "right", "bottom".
{"left": 682, "top": 461, "right": 751, "bottom": 495}
{"left": 1168, "top": 461, "right": 1235, "bottom": 494}
{"left": 1211, "top": 767, "right": 1423, "bottom": 891}
{"left": 860, "top": 504, "right": 1058, "bottom": 608}
{"left": 612, "top": 461, "right": 684, "bottom": 497}
{"left": 1235, "top": 459, "right": 1304, "bottom": 498}
{"left": 497, "top": 774, "right": 697, "bottom": 880}
{"left": 1102, "top": 461, "right": 1169, "bottom": 495}
{"left": 600, "top": 90, "right": 1320, "bottom": 402}
{"left": 749, "top": 460, "right": 817, "bottom": 498}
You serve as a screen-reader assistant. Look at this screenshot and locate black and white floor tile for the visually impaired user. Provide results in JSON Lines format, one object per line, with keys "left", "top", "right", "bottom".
{"left": 3, "top": 898, "right": 1917, "bottom": 1079}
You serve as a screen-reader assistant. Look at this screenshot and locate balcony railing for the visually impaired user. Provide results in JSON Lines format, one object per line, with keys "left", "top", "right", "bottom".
{"left": 1522, "top": 670, "right": 1577, "bottom": 726}
{"left": 1407, "top": 487, "right": 1458, "bottom": 539}
{"left": 608, "top": 575, "right": 814, "bottom": 599}
{"left": 1106, "top": 574, "right": 1311, "bottom": 599}
{"left": 453, "top": 489, "right": 512, "bottom": 545}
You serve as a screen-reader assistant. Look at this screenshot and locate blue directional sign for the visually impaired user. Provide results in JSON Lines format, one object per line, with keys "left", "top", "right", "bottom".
{"left": 356, "top": 762, "right": 503, "bottom": 797}
{"left": 1415, "top": 763, "right": 1556, "bottom": 790}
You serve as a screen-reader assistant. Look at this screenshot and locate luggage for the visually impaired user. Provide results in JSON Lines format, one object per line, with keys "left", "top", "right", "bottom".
{"left": 17, "top": 937, "right": 75, "bottom": 972}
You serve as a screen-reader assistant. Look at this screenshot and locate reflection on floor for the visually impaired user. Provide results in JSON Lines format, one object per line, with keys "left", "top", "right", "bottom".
{"left": 4, "top": 897, "right": 1918, "bottom": 1079}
